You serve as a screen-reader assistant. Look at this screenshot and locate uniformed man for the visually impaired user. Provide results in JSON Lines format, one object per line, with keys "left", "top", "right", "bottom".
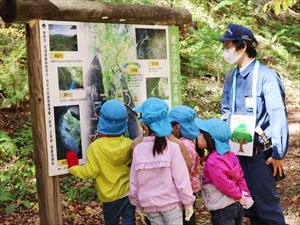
{"left": 217, "top": 24, "right": 288, "bottom": 225}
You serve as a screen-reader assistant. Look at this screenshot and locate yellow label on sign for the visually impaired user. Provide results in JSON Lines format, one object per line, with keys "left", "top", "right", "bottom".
{"left": 50, "top": 52, "right": 64, "bottom": 59}
{"left": 148, "top": 61, "right": 159, "bottom": 67}
{"left": 124, "top": 62, "right": 140, "bottom": 75}
{"left": 57, "top": 159, "right": 67, "bottom": 167}
{"left": 130, "top": 68, "right": 138, "bottom": 73}
{"left": 59, "top": 92, "right": 73, "bottom": 98}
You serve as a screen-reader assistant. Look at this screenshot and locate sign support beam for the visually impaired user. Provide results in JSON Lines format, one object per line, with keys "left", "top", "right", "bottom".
{"left": 0, "top": 0, "right": 192, "bottom": 26}
{"left": 26, "top": 20, "right": 63, "bottom": 225}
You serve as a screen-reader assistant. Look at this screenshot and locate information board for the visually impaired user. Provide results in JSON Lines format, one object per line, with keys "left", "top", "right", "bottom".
{"left": 39, "top": 20, "right": 181, "bottom": 176}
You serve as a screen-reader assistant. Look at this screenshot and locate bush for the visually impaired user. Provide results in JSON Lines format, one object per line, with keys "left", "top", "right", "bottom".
{"left": 0, "top": 24, "right": 28, "bottom": 108}
{"left": 0, "top": 123, "right": 36, "bottom": 214}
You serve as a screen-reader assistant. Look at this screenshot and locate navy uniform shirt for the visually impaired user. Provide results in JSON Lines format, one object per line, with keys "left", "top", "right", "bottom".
{"left": 221, "top": 59, "right": 288, "bottom": 159}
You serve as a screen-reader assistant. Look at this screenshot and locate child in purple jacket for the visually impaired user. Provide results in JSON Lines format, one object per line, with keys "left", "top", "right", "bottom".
{"left": 195, "top": 118, "right": 253, "bottom": 225}
{"left": 129, "top": 98, "right": 195, "bottom": 225}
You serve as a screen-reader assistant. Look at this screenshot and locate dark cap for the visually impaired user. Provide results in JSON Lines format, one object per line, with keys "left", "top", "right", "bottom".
{"left": 217, "top": 24, "right": 257, "bottom": 43}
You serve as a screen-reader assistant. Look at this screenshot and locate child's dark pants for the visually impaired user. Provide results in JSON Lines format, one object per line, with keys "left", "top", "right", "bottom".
{"left": 102, "top": 196, "right": 135, "bottom": 225}
{"left": 210, "top": 202, "right": 243, "bottom": 225}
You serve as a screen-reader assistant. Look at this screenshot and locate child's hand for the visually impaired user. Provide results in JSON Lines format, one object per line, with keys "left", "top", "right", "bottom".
{"left": 66, "top": 150, "right": 79, "bottom": 169}
{"left": 239, "top": 191, "right": 254, "bottom": 209}
{"left": 185, "top": 205, "right": 194, "bottom": 221}
{"left": 241, "top": 191, "right": 250, "bottom": 197}
{"left": 136, "top": 208, "right": 146, "bottom": 224}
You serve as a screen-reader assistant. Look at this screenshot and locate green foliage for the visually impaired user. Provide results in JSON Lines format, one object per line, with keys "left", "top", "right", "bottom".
{"left": 0, "top": 123, "right": 35, "bottom": 214}
{"left": 22, "top": 200, "right": 32, "bottom": 209}
{"left": 0, "top": 187, "right": 14, "bottom": 202}
{"left": 61, "top": 176, "right": 98, "bottom": 202}
{"left": 13, "top": 122, "right": 33, "bottom": 157}
{"left": 263, "top": 0, "right": 298, "bottom": 15}
{"left": 0, "top": 24, "right": 28, "bottom": 108}
{"left": 180, "top": 26, "right": 227, "bottom": 79}
{"left": 5, "top": 204, "right": 18, "bottom": 214}
{"left": 212, "top": 0, "right": 241, "bottom": 12}
{"left": 181, "top": 76, "right": 222, "bottom": 119}
{"left": 0, "top": 130, "right": 18, "bottom": 158}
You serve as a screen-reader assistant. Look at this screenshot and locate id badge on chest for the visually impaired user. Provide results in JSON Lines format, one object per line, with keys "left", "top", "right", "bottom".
{"left": 245, "top": 97, "right": 254, "bottom": 108}
{"left": 229, "top": 114, "right": 255, "bottom": 157}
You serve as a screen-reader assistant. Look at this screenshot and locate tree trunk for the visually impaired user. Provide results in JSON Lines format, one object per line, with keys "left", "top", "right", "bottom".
{"left": 0, "top": 0, "right": 192, "bottom": 26}
{"left": 238, "top": 140, "right": 244, "bottom": 153}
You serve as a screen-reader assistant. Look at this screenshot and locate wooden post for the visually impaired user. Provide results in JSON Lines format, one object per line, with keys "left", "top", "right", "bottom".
{"left": 25, "top": 20, "right": 63, "bottom": 225}
{"left": 0, "top": 0, "right": 192, "bottom": 26}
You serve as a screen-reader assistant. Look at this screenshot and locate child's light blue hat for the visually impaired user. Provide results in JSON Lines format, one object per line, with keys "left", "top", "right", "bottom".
{"left": 195, "top": 118, "right": 231, "bottom": 155}
{"left": 133, "top": 97, "right": 172, "bottom": 137}
{"left": 98, "top": 99, "right": 128, "bottom": 135}
{"left": 133, "top": 97, "right": 158, "bottom": 113}
{"left": 168, "top": 105, "right": 201, "bottom": 140}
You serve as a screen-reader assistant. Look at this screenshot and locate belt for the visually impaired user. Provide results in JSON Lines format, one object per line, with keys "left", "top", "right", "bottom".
{"left": 253, "top": 142, "right": 265, "bottom": 150}
{"left": 253, "top": 142, "right": 273, "bottom": 157}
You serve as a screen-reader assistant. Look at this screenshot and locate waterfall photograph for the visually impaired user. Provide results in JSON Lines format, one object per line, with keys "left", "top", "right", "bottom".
{"left": 135, "top": 28, "right": 167, "bottom": 59}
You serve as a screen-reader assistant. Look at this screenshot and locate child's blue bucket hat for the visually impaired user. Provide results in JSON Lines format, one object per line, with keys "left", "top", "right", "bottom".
{"left": 133, "top": 97, "right": 172, "bottom": 137}
{"left": 98, "top": 99, "right": 128, "bottom": 135}
{"left": 168, "top": 105, "right": 201, "bottom": 140}
{"left": 133, "top": 97, "right": 159, "bottom": 113}
{"left": 195, "top": 118, "right": 231, "bottom": 155}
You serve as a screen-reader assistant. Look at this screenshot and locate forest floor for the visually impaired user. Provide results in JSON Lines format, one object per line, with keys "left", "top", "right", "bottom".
{"left": 0, "top": 84, "right": 299, "bottom": 225}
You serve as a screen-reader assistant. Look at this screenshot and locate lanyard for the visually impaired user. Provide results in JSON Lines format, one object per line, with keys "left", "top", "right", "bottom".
{"left": 231, "top": 60, "right": 260, "bottom": 115}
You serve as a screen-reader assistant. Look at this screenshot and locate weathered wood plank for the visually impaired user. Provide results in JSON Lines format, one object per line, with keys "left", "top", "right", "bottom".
{"left": 25, "top": 20, "right": 63, "bottom": 225}
{"left": 1, "top": 0, "right": 192, "bottom": 26}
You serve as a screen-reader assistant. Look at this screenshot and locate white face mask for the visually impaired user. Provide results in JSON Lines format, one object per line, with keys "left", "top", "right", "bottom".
{"left": 223, "top": 47, "right": 243, "bottom": 64}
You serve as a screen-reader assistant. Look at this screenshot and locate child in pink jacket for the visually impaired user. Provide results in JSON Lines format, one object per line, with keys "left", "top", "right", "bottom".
{"left": 129, "top": 98, "right": 195, "bottom": 225}
{"left": 195, "top": 118, "right": 253, "bottom": 225}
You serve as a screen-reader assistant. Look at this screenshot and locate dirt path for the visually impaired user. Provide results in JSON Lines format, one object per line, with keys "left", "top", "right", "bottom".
{"left": 278, "top": 91, "right": 300, "bottom": 225}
